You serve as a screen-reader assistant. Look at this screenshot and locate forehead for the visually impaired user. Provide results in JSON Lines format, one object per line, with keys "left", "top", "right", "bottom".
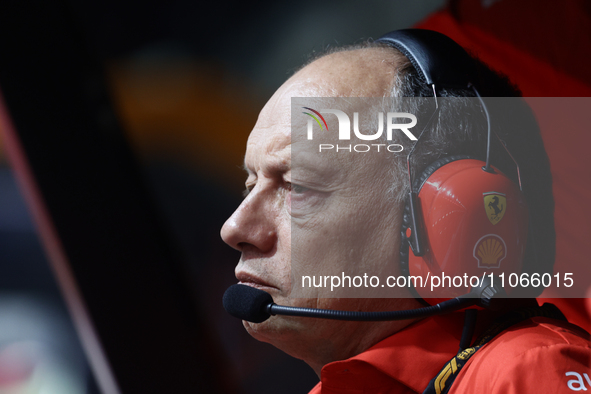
{"left": 243, "top": 81, "right": 294, "bottom": 173}
{"left": 244, "top": 47, "right": 400, "bottom": 172}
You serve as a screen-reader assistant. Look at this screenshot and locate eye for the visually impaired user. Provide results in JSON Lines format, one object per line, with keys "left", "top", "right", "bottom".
{"left": 286, "top": 181, "right": 323, "bottom": 217}
{"left": 287, "top": 182, "right": 308, "bottom": 194}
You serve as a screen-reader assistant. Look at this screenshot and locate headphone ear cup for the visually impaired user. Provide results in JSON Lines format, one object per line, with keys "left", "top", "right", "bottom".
{"left": 399, "top": 155, "right": 473, "bottom": 304}
{"left": 399, "top": 156, "right": 528, "bottom": 304}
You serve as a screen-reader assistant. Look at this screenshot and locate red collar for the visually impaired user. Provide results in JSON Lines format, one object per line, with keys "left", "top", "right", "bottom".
{"left": 317, "top": 313, "right": 466, "bottom": 393}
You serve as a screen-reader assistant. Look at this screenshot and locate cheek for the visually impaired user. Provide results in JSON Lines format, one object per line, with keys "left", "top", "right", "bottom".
{"left": 285, "top": 190, "right": 292, "bottom": 213}
{"left": 242, "top": 296, "right": 319, "bottom": 334}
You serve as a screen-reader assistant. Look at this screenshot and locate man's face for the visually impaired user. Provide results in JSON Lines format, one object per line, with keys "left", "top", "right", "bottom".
{"left": 221, "top": 49, "right": 419, "bottom": 363}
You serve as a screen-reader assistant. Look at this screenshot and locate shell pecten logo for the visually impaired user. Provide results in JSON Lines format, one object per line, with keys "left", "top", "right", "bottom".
{"left": 473, "top": 234, "right": 507, "bottom": 269}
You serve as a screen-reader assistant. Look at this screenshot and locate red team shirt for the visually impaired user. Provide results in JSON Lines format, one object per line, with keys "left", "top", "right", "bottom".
{"left": 309, "top": 311, "right": 590, "bottom": 393}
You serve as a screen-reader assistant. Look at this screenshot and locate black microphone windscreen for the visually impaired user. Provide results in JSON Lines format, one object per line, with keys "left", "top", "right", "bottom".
{"left": 223, "top": 284, "right": 273, "bottom": 323}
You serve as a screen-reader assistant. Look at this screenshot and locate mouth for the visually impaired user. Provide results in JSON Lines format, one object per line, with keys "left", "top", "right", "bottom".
{"left": 236, "top": 272, "right": 278, "bottom": 291}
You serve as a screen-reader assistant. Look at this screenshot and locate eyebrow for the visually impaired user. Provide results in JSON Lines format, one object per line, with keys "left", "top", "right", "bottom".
{"left": 241, "top": 155, "right": 289, "bottom": 198}
{"left": 266, "top": 157, "right": 290, "bottom": 175}
{"left": 243, "top": 152, "right": 290, "bottom": 178}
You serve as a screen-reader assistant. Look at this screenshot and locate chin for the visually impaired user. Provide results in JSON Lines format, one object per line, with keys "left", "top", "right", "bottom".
{"left": 242, "top": 313, "right": 309, "bottom": 345}
{"left": 243, "top": 315, "right": 326, "bottom": 365}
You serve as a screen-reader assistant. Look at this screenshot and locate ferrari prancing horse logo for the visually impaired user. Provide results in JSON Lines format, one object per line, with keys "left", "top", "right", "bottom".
{"left": 483, "top": 192, "right": 506, "bottom": 225}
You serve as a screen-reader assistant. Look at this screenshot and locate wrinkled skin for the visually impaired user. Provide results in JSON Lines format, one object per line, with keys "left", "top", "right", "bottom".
{"left": 221, "top": 48, "right": 422, "bottom": 376}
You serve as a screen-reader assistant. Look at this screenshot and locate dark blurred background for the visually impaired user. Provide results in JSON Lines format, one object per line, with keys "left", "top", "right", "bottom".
{"left": 0, "top": 0, "right": 590, "bottom": 393}
{"left": 0, "top": 1, "right": 444, "bottom": 393}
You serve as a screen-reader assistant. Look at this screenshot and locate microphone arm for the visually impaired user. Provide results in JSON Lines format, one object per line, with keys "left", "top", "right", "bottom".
{"left": 223, "top": 275, "right": 506, "bottom": 323}
{"left": 267, "top": 296, "right": 476, "bottom": 321}
{"left": 265, "top": 274, "right": 507, "bottom": 321}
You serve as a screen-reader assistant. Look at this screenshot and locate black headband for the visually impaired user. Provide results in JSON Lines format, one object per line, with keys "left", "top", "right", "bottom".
{"left": 375, "top": 29, "right": 476, "bottom": 90}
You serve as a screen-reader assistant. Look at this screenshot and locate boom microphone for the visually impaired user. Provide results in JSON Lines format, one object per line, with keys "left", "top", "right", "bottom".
{"left": 222, "top": 284, "right": 274, "bottom": 323}
{"left": 222, "top": 277, "right": 505, "bottom": 323}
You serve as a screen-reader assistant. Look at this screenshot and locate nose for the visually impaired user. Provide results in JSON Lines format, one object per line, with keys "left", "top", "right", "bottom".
{"left": 220, "top": 189, "right": 277, "bottom": 254}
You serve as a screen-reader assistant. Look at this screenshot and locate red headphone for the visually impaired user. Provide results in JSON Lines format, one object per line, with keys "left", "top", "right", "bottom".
{"left": 400, "top": 156, "right": 528, "bottom": 303}
{"left": 376, "top": 30, "right": 529, "bottom": 304}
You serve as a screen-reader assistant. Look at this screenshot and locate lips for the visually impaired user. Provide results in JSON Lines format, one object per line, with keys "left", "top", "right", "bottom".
{"left": 236, "top": 272, "right": 277, "bottom": 291}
